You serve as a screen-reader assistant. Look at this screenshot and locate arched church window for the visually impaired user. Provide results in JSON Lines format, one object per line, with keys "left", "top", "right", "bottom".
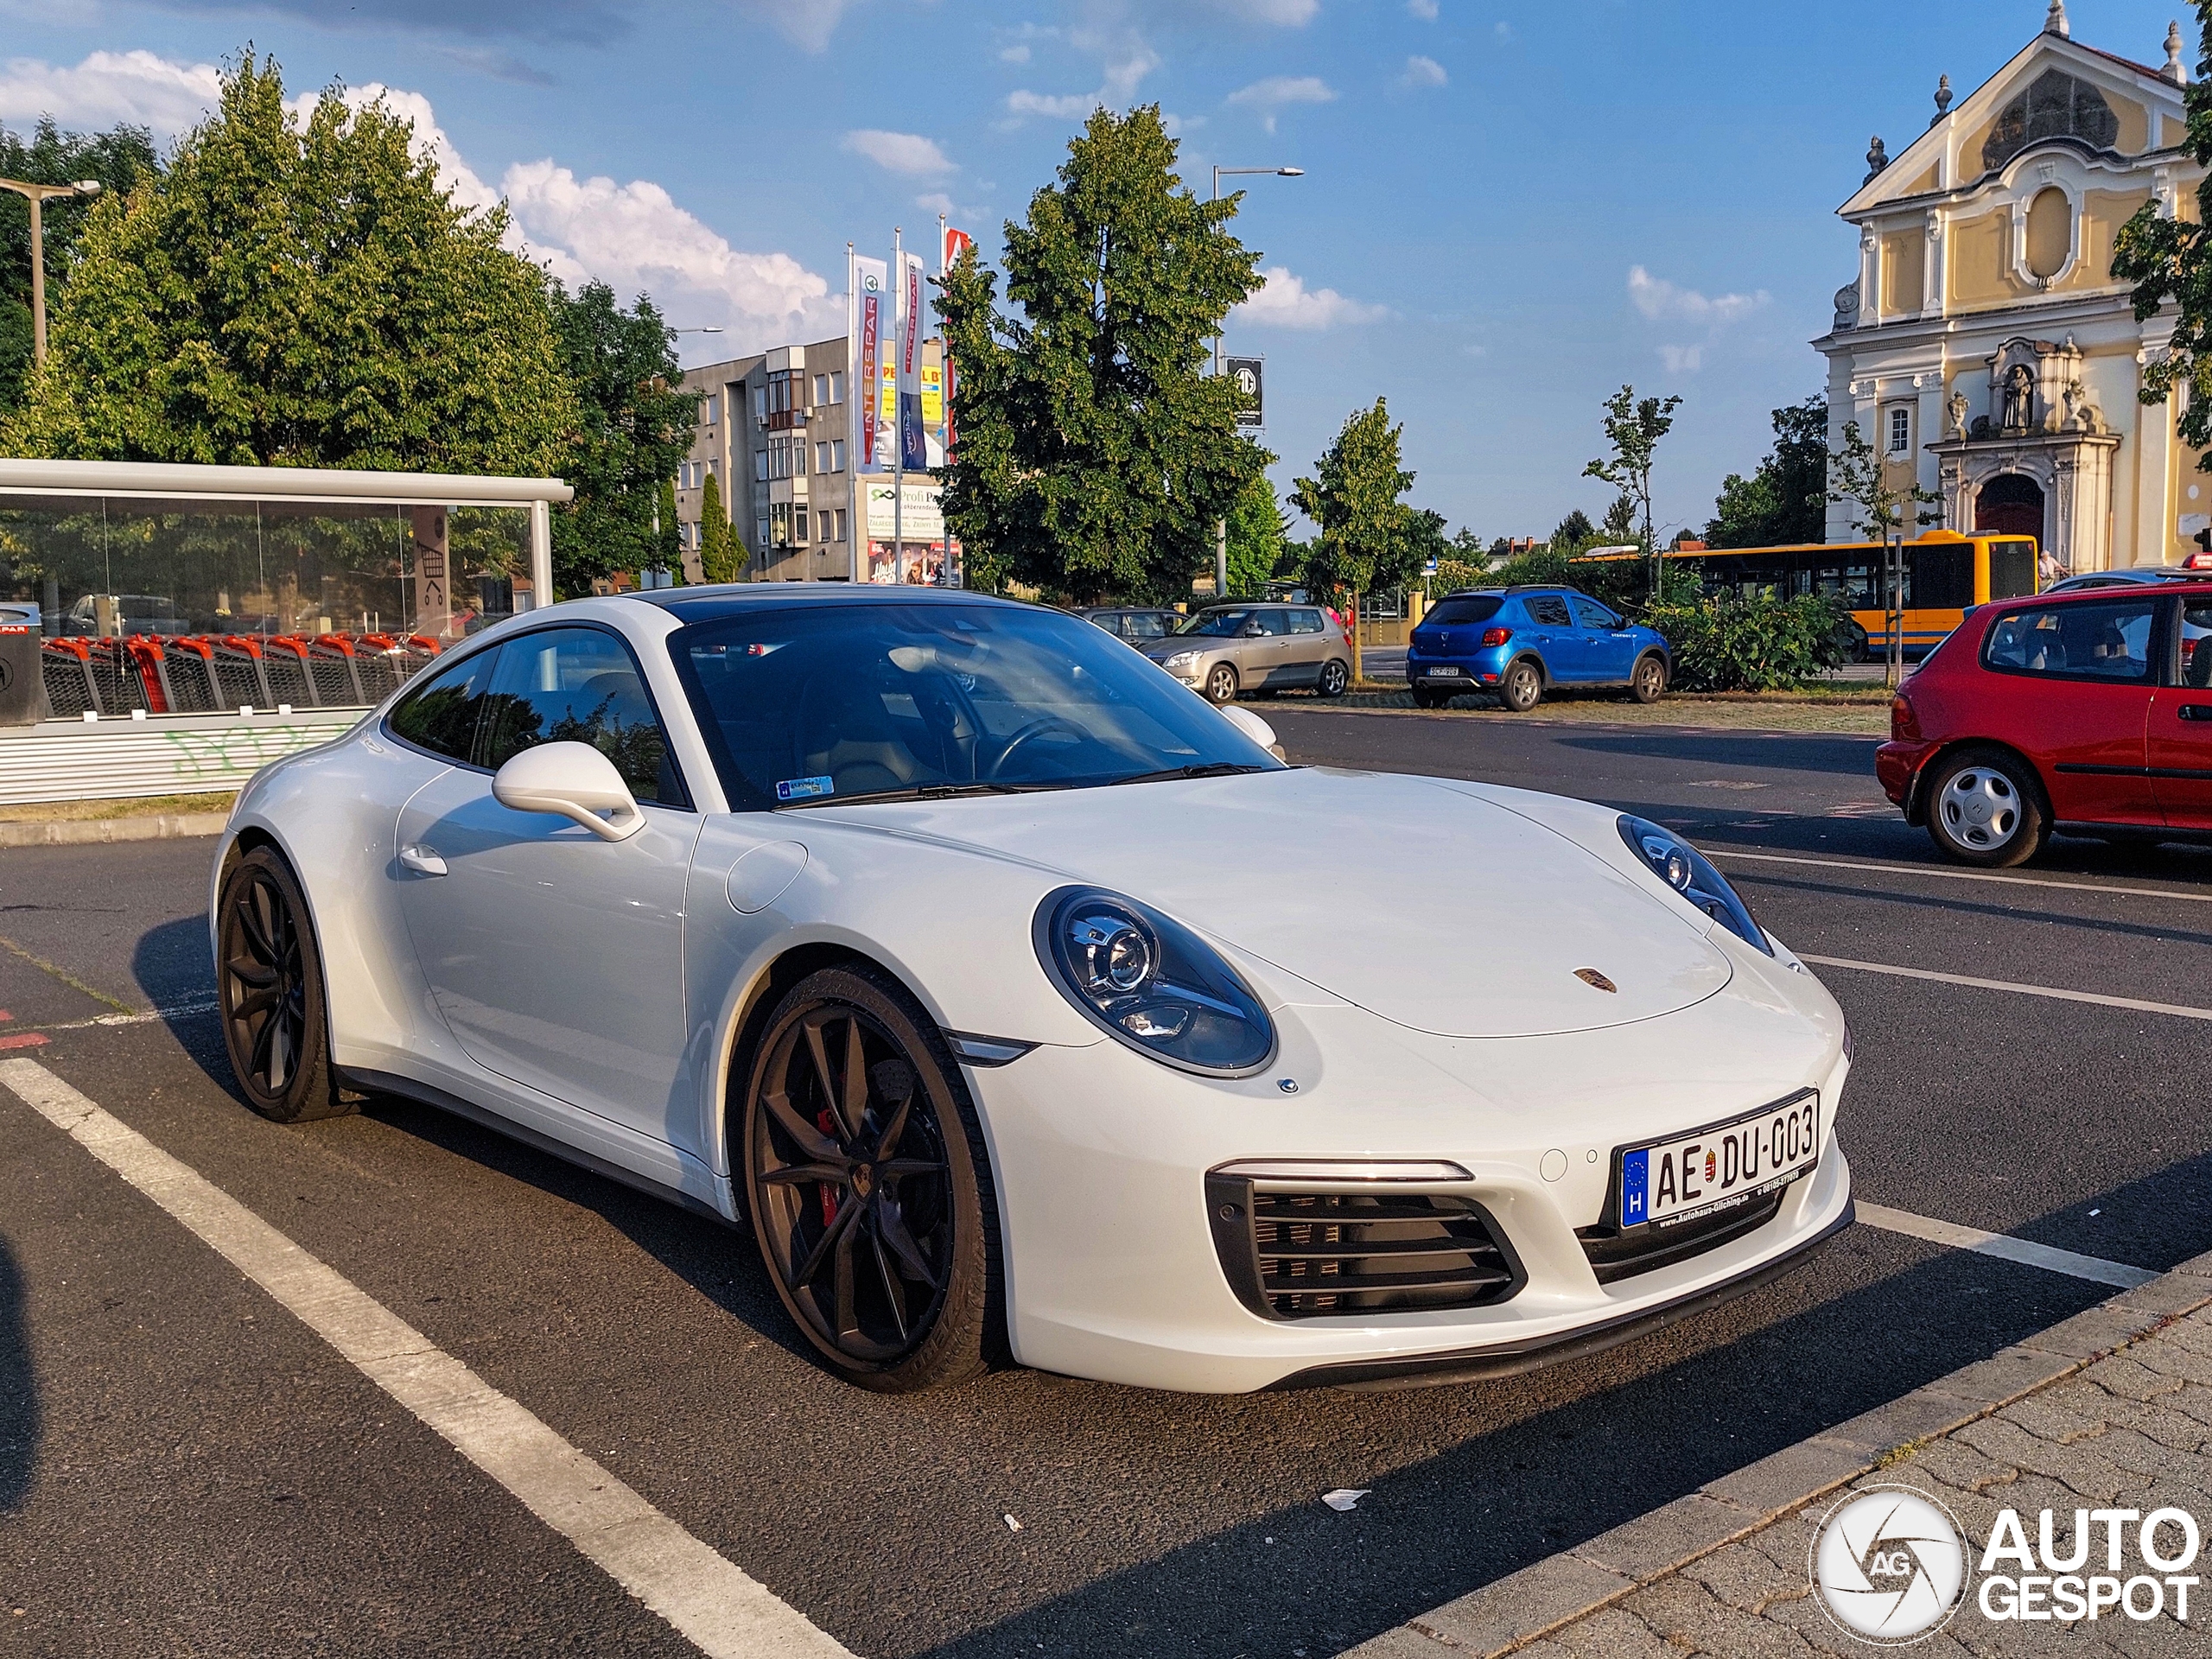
{"left": 1981, "top": 70, "right": 2120, "bottom": 172}
{"left": 2025, "top": 187, "right": 2071, "bottom": 278}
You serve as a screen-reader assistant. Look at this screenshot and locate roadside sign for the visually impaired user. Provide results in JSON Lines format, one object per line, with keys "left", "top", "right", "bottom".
{"left": 1227, "top": 357, "right": 1264, "bottom": 429}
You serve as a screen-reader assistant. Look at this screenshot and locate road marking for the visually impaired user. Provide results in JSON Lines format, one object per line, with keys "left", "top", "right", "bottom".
{"left": 0, "top": 1033, "right": 49, "bottom": 1050}
{"left": 1800, "top": 954, "right": 2212, "bottom": 1023}
{"left": 0, "top": 1059, "right": 850, "bottom": 1659}
{"left": 1713, "top": 849, "right": 2212, "bottom": 905}
{"left": 1857, "top": 1203, "right": 2155, "bottom": 1289}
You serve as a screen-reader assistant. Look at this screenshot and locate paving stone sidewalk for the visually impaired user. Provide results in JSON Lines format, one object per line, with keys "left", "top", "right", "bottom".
{"left": 1346, "top": 1249, "right": 2212, "bottom": 1657}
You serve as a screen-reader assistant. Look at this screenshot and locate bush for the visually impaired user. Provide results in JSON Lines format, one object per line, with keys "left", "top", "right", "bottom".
{"left": 1643, "top": 594, "right": 1847, "bottom": 692}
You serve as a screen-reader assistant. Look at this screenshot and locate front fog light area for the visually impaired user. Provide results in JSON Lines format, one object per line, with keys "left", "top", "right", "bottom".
{"left": 1037, "top": 887, "right": 1274, "bottom": 1074}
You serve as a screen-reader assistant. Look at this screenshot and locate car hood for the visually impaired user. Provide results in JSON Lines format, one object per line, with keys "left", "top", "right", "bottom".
{"left": 804, "top": 767, "right": 1732, "bottom": 1039}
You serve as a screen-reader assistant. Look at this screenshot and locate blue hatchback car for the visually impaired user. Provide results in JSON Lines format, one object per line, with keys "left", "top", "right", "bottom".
{"left": 1405, "top": 587, "right": 1671, "bottom": 711}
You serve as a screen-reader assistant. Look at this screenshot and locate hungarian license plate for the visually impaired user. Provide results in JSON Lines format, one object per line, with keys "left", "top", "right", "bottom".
{"left": 1617, "top": 1090, "right": 1819, "bottom": 1229}
{"left": 1426, "top": 666, "right": 1462, "bottom": 677}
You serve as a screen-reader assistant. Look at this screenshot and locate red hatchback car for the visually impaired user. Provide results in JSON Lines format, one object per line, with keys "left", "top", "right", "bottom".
{"left": 1877, "top": 582, "right": 2212, "bottom": 867}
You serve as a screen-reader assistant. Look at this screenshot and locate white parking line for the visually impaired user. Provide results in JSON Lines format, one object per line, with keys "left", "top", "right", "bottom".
{"left": 1800, "top": 954, "right": 2212, "bottom": 1023}
{"left": 1856, "top": 1203, "right": 2155, "bottom": 1290}
{"left": 0, "top": 1058, "right": 851, "bottom": 1659}
{"left": 1713, "top": 849, "right": 2212, "bottom": 904}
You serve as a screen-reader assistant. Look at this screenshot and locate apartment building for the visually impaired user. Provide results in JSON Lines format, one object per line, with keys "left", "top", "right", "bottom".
{"left": 677, "top": 334, "right": 946, "bottom": 583}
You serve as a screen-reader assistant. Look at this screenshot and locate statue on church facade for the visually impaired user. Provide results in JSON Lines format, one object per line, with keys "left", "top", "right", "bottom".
{"left": 2001, "top": 363, "right": 2036, "bottom": 431}
{"left": 1947, "top": 391, "right": 1971, "bottom": 441}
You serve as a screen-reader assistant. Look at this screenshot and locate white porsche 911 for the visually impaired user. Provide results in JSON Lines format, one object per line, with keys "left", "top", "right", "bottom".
{"left": 210, "top": 587, "right": 1854, "bottom": 1394}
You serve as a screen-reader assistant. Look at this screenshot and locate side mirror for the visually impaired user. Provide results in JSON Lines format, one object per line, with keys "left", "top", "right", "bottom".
{"left": 1217, "top": 702, "right": 1283, "bottom": 760}
{"left": 1239, "top": 620, "right": 1266, "bottom": 638}
{"left": 493, "top": 741, "right": 645, "bottom": 842}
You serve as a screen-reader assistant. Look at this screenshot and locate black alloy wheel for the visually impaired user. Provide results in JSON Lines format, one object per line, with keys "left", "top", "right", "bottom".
{"left": 1630, "top": 653, "right": 1668, "bottom": 704}
{"left": 1315, "top": 658, "right": 1350, "bottom": 697}
{"left": 743, "top": 965, "right": 1000, "bottom": 1391}
{"left": 1497, "top": 658, "right": 1543, "bottom": 713}
{"left": 1205, "top": 662, "right": 1240, "bottom": 704}
{"left": 217, "top": 846, "right": 353, "bottom": 1122}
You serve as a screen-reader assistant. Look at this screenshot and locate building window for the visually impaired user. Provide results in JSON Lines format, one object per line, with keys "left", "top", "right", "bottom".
{"left": 1887, "top": 407, "right": 1911, "bottom": 454}
{"left": 831, "top": 440, "right": 846, "bottom": 472}
{"left": 813, "top": 374, "right": 828, "bottom": 405}
{"left": 702, "top": 393, "right": 719, "bottom": 425}
{"left": 755, "top": 449, "right": 768, "bottom": 483}
{"left": 754, "top": 516, "right": 768, "bottom": 550}
{"left": 829, "top": 371, "right": 844, "bottom": 404}
{"left": 835, "top": 508, "right": 848, "bottom": 543}
{"left": 815, "top": 441, "right": 830, "bottom": 473}
{"left": 752, "top": 386, "right": 766, "bottom": 423}
{"left": 795, "top": 506, "right": 810, "bottom": 542}
{"left": 1981, "top": 69, "right": 2119, "bottom": 174}
{"left": 766, "top": 370, "right": 796, "bottom": 416}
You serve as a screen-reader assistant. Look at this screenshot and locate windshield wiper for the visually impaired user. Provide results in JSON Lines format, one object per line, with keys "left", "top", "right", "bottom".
{"left": 1109, "top": 762, "right": 1274, "bottom": 786}
{"left": 776, "top": 779, "right": 1067, "bottom": 809}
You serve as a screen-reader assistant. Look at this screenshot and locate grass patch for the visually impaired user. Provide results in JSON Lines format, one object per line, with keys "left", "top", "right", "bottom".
{"left": 0, "top": 791, "right": 237, "bottom": 823}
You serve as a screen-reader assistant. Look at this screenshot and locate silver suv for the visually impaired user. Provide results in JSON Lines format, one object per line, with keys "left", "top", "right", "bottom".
{"left": 1141, "top": 603, "right": 1351, "bottom": 703}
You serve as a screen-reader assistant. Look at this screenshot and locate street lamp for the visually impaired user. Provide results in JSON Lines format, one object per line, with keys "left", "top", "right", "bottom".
{"left": 0, "top": 178, "right": 102, "bottom": 366}
{"left": 1211, "top": 165, "right": 1303, "bottom": 598}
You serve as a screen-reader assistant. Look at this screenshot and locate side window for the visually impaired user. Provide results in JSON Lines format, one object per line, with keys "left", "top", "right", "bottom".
{"left": 478, "top": 627, "right": 690, "bottom": 807}
{"left": 1290, "top": 608, "right": 1325, "bottom": 634}
{"left": 1128, "top": 613, "right": 1168, "bottom": 640}
{"left": 386, "top": 646, "right": 499, "bottom": 762}
{"left": 1571, "top": 597, "right": 1621, "bottom": 630}
{"left": 1257, "top": 610, "right": 1291, "bottom": 636}
{"left": 1982, "top": 599, "right": 2156, "bottom": 683}
{"left": 1526, "top": 595, "right": 1573, "bottom": 627}
{"left": 2183, "top": 602, "right": 2212, "bottom": 689}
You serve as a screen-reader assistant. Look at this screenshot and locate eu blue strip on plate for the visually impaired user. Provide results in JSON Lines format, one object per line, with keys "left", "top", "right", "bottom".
{"left": 1620, "top": 1149, "right": 1648, "bottom": 1226}
{"left": 776, "top": 775, "right": 835, "bottom": 802}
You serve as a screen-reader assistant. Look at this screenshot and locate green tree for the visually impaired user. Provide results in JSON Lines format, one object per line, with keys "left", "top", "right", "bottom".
{"left": 1600, "top": 492, "right": 1638, "bottom": 543}
{"left": 1706, "top": 395, "right": 1828, "bottom": 548}
{"left": 1224, "top": 473, "right": 1287, "bottom": 596}
{"left": 1583, "top": 385, "right": 1681, "bottom": 599}
{"left": 548, "top": 279, "right": 695, "bottom": 595}
{"left": 656, "top": 478, "right": 684, "bottom": 579}
{"left": 3, "top": 50, "right": 575, "bottom": 476}
{"left": 0, "top": 116, "right": 162, "bottom": 416}
{"left": 935, "top": 105, "right": 1269, "bottom": 603}
{"left": 1827, "top": 418, "right": 1940, "bottom": 688}
{"left": 1548, "top": 507, "right": 1595, "bottom": 550}
{"left": 1293, "top": 397, "right": 1418, "bottom": 683}
{"left": 2115, "top": 1, "right": 2212, "bottom": 462}
{"left": 697, "top": 469, "right": 741, "bottom": 584}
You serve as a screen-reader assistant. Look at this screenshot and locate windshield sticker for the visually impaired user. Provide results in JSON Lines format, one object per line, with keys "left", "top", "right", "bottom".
{"left": 776, "top": 775, "right": 835, "bottom": 802}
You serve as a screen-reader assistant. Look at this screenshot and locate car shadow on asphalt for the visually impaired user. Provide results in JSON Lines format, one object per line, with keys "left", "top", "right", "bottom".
{"left": 132, "top": 916, "right": 215, "bottom": 1023}
{"left": 0, "top": 1235, "right": 31, "bottom": 1515}
{"left": 1554, "top": 728, "right": 1884, "bottom": 778}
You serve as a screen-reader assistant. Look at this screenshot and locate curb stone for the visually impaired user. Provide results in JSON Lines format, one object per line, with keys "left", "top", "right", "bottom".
{"left": 1338, "top": 1246, "right": 2212, "bottom": 1656}
{"left": 0, "top": 812, "right": 229, "bottom": 848}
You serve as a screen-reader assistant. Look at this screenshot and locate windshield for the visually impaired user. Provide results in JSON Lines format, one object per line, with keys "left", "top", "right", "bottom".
{"left": 670, "top": 601, "right": 1283, "bottom": 809}
{"left": 1423, "top": 596, "right": 1503, "bottom": 626}
{"left": 1175, "top": 607, "right": 1259, "bottom": 637}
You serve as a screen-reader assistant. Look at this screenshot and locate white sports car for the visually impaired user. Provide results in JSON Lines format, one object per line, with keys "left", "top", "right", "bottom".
{"left": 210, "top": 588, "right": 1854, "bottom": 1394}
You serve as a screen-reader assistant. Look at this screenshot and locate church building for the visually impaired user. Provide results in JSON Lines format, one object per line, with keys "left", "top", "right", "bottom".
{"left": 1816, "top": 3, "right": 2204, "bottom": 572}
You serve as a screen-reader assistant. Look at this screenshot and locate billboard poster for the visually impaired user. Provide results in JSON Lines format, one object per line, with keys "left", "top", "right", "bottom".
{"left": 864, "top": 480, "right": 945, "bottom": 542}
{"left": 852, "top": 254, "right": 887, "bottom": 474}
{"left": 897, "top": 251, "right": 928, "bottom": 473}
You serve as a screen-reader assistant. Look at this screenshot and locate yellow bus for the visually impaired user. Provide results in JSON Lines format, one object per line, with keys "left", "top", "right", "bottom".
{"left": 1570, "top": 530, "right": 2041, "bottom": 660}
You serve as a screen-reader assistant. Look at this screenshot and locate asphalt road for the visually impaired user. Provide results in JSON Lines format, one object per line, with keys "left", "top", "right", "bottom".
{"left": 4, "top": 713, "right": 2209, "bottom": 1657}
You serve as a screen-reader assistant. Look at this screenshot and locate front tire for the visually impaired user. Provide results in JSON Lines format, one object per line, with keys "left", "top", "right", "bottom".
{"left": 1926, "top": 746, "right": 2047, "bottom": 868}
{"left": 1205, "top": 663, "right": 1239, "bottom": 704}
{"left": 1630, "top": 653, "right": 1668, "bottom": 704}
{"left": 1314, "top": 659, "right": 1350, "bottom": 697}
{"left": 1497, "top": 658, "right": 1543, "bottom": 713}
{"left": 741, "top": 965, "right": 1002, "bottom": 1393}
{"left": 216, "top": 846, "right": 353, "bottom": 1123}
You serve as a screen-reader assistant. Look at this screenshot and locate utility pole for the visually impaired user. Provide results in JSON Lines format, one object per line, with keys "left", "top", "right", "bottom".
{"left": 0, "top": 178, "right": 103, "bottom": 366}
{"left": 1211, "top": 165, "right": 1303, "bottom": 600}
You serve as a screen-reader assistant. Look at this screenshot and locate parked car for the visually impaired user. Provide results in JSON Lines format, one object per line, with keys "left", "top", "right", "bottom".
{"left": 1078, "top": 607, "right": 1185, "bottom": 645}
{"left": 1876, "top": 582, "right": 2212, "bottom": 866}
{"left": 60, "top": 593, "right": 190, "bottom": 636}
{"left": 1141, "top": 601, "right": 1352, "bottom": 702}
{"left": 2043, "top": 552, "right": 2212, "bottom": 593}
{"left": 213, "top": 586, "right": 1851, "bottom": 1394}
{"left": 1407, "top": 588, "right": 1671, "bottom": 711}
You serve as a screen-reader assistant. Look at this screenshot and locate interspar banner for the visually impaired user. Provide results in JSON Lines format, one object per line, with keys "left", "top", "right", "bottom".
{"left": 897, "top": 251, "right": 927, "bottom": 473}
{"left": 851, "top": 254, "right": 887, "bottom": 474}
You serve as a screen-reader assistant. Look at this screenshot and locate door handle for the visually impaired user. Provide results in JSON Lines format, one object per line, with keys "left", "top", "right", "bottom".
{"left": 2179, "top": 705, "right": 2212, "bottom": 722}
{"left": 398, "top": 843, "right": 448, "bottom": 877}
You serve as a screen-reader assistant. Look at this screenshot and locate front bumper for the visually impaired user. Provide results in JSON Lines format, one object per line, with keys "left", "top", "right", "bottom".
{"left": 962, "top": 939, "right": 1853, "bottom": 1393}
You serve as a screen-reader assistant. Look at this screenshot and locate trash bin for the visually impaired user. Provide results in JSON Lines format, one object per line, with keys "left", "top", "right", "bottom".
{"left": 0, "top": 613, "right": 49, "bottom": 725}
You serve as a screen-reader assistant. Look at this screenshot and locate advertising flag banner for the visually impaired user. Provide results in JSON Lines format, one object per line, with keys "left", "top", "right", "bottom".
{"left": 943, "top": 225, "right": 973, "bottom": 270}
{"left": 852, "top": 255, "right": 888, "bottom": 474}
{"left": 920, "top": 365, "right": 943, "bottom": 430}
{"left": 897, "top": 251, "right": 928, "bottom": 473}
{"left": 1227, "top": 356, "right": 1265, "bottom": 429}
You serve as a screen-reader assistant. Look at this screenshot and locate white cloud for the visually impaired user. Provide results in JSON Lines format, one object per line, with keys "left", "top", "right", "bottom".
{"left": 1231, "top": 264, "right": 1388, "bottom": 330}
{"left": 0, "top": 48, "right": 222, "bottom": 139}
{"left": 913, "top": 190, "right": 988, "bottom": 221}
{"left": 731, "top": 0, "right": 856, "bottom": 53}
{"left": 1495, "top": 20, "right": 1513, "bottom": 40}
{"left": 1401, "top": 54, "right": 1447, "bottom": 89}
{"left": 1225, "top": 73, "right": 1335, "bottom": 133}
{"left": 1210, "top": 0, "right": 1318, "bottom": 19}
{"left": 1006, "top": 87, "right": 1100, "bottom": 120}
{"left": 841, "top": 129, "right": 954, "bottom": 175}
{"left": 1407, "top": 0, "right": 1439, "bottom": 16}
{"left": 1658, "top": 345, "right": 1703, "bottom": 373}
{"left": 999, "top": 44, "right": 1031, "bottom": 62}
{"left": 1626, "top": 265, "right": 1770, "bottom": 324}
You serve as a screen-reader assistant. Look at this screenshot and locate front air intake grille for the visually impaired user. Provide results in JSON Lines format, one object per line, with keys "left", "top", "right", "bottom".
{"left": 1575, "top": 1185, "right": 1789, "bottom": 1286}
{"left": 1206, "top": 1173, "right": 1523, "bottom": 1320}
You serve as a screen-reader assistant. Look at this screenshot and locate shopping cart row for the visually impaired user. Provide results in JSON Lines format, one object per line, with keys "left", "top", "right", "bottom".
{"left": 41, "top": 633, "right": 444, "bottom": 718}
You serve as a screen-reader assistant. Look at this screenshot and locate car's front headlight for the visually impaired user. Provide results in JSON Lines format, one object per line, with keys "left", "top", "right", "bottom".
{"left": 1618, "top": 815, "right": 1773, "bottom": 957}
{"left": 1160, "top": 649, "right": 1200, "bottom": 671}
{"left": 1034, "top": 887, "right": 1275, "bottom": 1075}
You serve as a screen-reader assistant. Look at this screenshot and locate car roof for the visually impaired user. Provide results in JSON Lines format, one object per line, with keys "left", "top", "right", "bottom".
{"left": 634, "top": 583, "right": 1033, "bottom": 621}
{"left": 2003, "top": 579, "right": 2212, "bottom": 604}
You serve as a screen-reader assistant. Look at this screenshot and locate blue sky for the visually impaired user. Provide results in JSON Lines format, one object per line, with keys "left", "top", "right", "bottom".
{"left": 0, "top": 1, "right": 2190, "bottom": 538}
